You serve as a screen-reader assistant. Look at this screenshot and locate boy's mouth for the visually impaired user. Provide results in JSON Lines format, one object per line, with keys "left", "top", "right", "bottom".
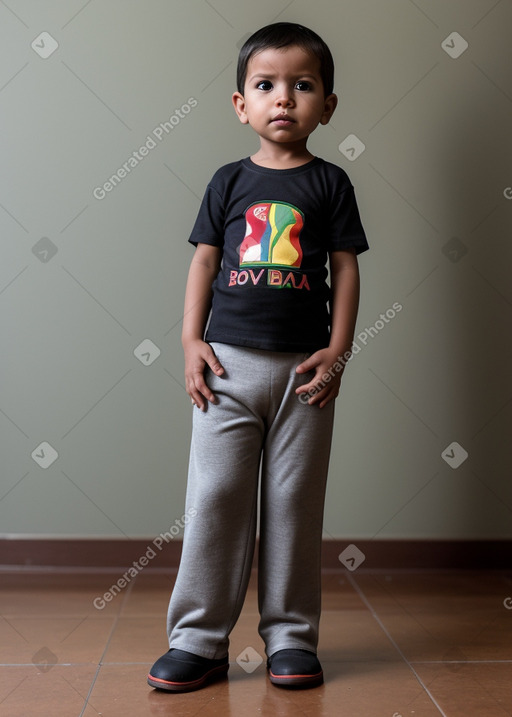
{"left": 271, "top": 113, "right": 295, "bottom": 126}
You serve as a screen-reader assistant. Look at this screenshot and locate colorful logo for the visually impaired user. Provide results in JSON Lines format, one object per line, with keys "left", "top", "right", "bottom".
{"left": 239, "top": 201, "right": 304, "bottom": 268}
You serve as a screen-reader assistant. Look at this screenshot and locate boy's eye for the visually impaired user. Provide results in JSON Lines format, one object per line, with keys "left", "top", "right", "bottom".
{"left": 256, "top": 80, "right": 273, "bottom": 91}
{"left": 295, "top": 80, "right": 311, "bottom": 91}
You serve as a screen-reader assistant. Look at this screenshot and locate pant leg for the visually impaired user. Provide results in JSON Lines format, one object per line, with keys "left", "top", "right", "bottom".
{"left": 257, "top": 352, "right": 335, "bottom": 656}
{"left": 166, "top": 342, "right": 267, "bottom": 660}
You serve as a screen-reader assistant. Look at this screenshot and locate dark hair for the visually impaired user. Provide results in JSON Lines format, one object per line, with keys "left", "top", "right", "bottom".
{"left": 236, "top": 22, "right": 334, "bottom": 97}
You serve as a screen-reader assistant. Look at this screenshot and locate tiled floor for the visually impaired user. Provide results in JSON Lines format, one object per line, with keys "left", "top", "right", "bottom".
{"left": 1, "top": 568, "right": 511, "bottom": 716}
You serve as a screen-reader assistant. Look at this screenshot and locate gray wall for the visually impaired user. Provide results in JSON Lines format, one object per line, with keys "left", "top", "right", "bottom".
{"left": 1, "top": 0, "right": 511, "bottom": 539}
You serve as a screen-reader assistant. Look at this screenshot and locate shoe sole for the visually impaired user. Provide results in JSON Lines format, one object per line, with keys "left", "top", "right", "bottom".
{"left": 268, "top": 669, "right": 324, "bottom": 689}
{"left": 147, "top": 663, "right": 229, "bottom": 692}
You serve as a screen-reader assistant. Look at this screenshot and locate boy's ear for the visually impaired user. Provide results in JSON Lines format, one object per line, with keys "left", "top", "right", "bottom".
{"left": 232, "top": 91, "right": 249, "bottom": 124}
{"left": 320, "top": 93, "right": 338, "bottom": 125}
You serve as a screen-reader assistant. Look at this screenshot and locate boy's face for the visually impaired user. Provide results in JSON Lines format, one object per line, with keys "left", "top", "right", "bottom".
{"left": 232, "top": 45, "right": 337, "bottom": 149}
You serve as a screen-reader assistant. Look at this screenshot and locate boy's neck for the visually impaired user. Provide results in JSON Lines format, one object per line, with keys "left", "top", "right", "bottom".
{"left": 250, "top": 141, "right": 315, "bottom": 169}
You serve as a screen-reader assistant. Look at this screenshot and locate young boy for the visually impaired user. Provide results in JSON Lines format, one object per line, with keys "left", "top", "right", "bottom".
{"left": 148, "top": 21, "right": 368, "bottom": 692}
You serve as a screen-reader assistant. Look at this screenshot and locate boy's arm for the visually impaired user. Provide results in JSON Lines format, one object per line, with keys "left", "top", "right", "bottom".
{"left": 295, "top": 248, "right": 360, "bottom": 408}
{"left": 182, "top": 242, "right": 224, "bottom": 411}
{"left": 326, "top": 247, "right": 360, "bottom": 363}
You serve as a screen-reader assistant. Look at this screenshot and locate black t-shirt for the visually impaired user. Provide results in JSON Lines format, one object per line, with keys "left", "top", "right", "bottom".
{"left": 188, "top": 156, "right": 369, "bottom": 352}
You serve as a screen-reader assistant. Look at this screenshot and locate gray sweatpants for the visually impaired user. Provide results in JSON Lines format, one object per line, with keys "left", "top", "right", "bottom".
{"left": 167, "top": 342, "right": 335, "bottom": 660}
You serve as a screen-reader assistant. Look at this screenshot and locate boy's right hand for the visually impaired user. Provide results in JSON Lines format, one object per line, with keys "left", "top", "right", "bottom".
{"left": 183, "top": 339, "right": 224, "bottom": 411}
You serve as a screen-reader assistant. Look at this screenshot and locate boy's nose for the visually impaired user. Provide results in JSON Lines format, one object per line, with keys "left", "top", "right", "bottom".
{"left": 275, "top": 92, "right": 294, "bottom": 107}
{"left": 273, "top": 82, "right": 295, "bottom": 106}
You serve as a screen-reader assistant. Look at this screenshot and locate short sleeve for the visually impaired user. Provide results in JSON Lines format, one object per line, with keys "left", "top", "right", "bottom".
{"left": 188, "top": 184, "right": 225, "bottom": 247}
{"left": 327, "top": 185, "right": 369, "bottom": 255}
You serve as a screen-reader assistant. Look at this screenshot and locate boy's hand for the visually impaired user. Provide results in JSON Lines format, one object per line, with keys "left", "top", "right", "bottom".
{"left": 183, "top": 339, "right": 224, "bottom": 411}
{"left": 295, "top": 349, "right": 344, "bottom": 408}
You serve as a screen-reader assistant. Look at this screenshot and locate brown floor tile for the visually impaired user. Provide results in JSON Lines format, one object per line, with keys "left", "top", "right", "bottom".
{"left": 0, "top": 614, "right": 116, "bottom": 665}
{"left": 0, "top": 570, "right": 124, "bottom": 617}
{"left": 103, "top": 616, "right": 168, "bottom": 663}
{"left": 374, "top": 609, "right": 512, "bottom": 663}
{"left": 0, "top": 665, "right": 97, "bottom": 717}
{"left": 318, "top": 660, "right": 444, "bottom": 717}
{"left": 413, "top": 662, "right": 512, "bottom": 717}
{"left": 352, "top": 571, "right": 511, "bottom": 616}
{"left": 1, "top": 568, "right": 512, "bottom": 715}
{"left": 351, "top": 571, "right": 512, "bottom": 662}
{"left": 317, "top": 610, "right": 401, "bottom": 663}
{"left": 118, "top": 571, "right": 176, "bottom": 617}
{"left": 83, "top": 660, "right": 444, "bottom": 717}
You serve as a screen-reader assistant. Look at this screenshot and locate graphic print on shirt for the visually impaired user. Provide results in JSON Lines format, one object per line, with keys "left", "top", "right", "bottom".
{"left": 240, "top": 201, "right": 304, "bottom": 267}
{"left": 229, "top": 201, "right": 310, "bottom": 290}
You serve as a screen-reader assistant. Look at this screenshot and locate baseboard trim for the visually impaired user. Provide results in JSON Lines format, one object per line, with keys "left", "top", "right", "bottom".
{"left": 1, "top": 538, "right": 510, "bottom": 570}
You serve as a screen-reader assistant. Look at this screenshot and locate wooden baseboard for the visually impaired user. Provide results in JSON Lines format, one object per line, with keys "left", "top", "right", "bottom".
{"left": 0, "top": 538, "right": 510, "bottom": 570}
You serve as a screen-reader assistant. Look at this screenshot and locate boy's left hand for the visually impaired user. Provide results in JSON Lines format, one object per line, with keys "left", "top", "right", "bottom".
{"left": 295, "top": 348, "right": 344, "bottom": 408}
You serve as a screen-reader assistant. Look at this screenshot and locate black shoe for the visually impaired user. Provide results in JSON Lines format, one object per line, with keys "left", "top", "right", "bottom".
{"left": 147, "top": 649, "right": 229, "bottom": 692}
{"left": 267, "top": 648, "right": 323, "bottom": 689}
